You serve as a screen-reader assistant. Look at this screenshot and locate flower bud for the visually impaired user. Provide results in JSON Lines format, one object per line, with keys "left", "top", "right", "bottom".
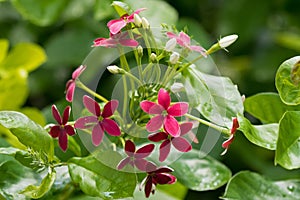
{"left": 218, "top": 34, "right": 238, "bottom": 49}
{"left": 134, "top": 14, "right": 142, "bottom": 27}
{"left": 150, "top": 53, "right": 157, "bottom": 62}
{"left": 169, "top": 52, "right": 180, "bottom": 64}
{"left": 142, "top": 17, "right": 150, "bottom": 29}
{"left": 165, "top": 38, "right": 177, "bottom": 52}
{"left": 107, "top": 65, "right": 123, "bottom": 74}
{"left": 171, "top": 82, "right": 184, "bottom": 93}
{"left": 137, "top": 45, "right": 143, "bottom": 56}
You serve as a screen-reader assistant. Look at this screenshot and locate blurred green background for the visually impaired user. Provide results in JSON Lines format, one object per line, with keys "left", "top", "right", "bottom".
{"left": 1, "top": 0, "right": 300, "bottom": 199}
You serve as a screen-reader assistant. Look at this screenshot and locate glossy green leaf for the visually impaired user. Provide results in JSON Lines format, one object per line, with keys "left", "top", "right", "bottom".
{"left": 276, "top": 56, "right": 300, "bottom": 105}
{"left": 222, "top": 171, "right": 300, "bottom": 200}
{"left": 275, "top": 111, "right": 300, "bottom": 169}
{"left": 0, "top": 147, "right": 32, "bottom": 168}
{"left": 20, "top": 169, "right": 56, "bottom": 199}
{"left": 0, "top": 111, "right": 54, "bottom": 161}
{"left": 0, "top": 42, "right": 46, "bottom": 72}
{"left": 245, "top": 92, "right": 300, "bottom": 123}
{"left": 0, "top": 125, "right": 26, "bottom": 149}
{"left": 0, "top": 39, "right": 8, "bottom": 63}
{"left": 170, "top": 150, "right": 231, "bottom": 191}
{"left": 237, "top": 115, "right": 279, "bottom": 150}
{"left": 94, "top": 0, "right": 114, "bottom": 20}
{"left": 182, "top": 64, "right": 244, "bottom": 128}
{"left": 11, "top": 0, "right": 69, "bottom": 26}
{"left": 111, "top": 1, "right": 131, "bottom": 17}
{"left": 68, "top": 156, "right": 136, "bottom": 199}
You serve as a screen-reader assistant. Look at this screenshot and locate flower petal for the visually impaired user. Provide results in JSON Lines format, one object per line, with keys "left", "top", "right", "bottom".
{"left": 58, "top": 131, "right": 68, "bottom": 152}
{"left": 158, "top": 88, "right": 171, "bottom": 110}
{"left": 135, "top": 144, "right": 155, "bottom": 159}
{"left": 74, "top": 116, "right": 98, "bottom": 129}
{"left": 102, "top": 100, "right": 119, "bottom": 118}
{"left": 231, "top": 117, "right": 239, "bottom": 134}
{"left": 72, "top": 65, "right": 86, "bottom": 80}
{"left": 166, "top": 32, "right": 178, "bottom": 39}
{"left": 128, "top": 8, "right": 147, "bottom": 21}
{"left": 65, "top": 125, "right": 76, "bottom": 136}
{"left": 154, "top": 173, "right": 174, "bottom": 184}
{"left": 119, "top": 39, "right": 139, "bottom": 47}
{"left": 66, "top": 81, "right": 75, "bottom": 102}
{"left": 179, "top": 122, "right": 193, "bottom": 136}
{"left": 222, "top": 135, "right": 234, "bottom": 149}
{"left": 159, "top": 140, "right": 171, "bottom": 162}
{"left": 148, "top": 132, "right": 168, "bottom": 142}
{"left": 167, "top": 102, "right": 188, "bottom": 116}
{"left": 179, "top": 31, "right": 190, "bottom": 45}
{"left": 51, "top": 105, "right": 62, "bottom": 124}
{"left": 125, "top": 140, "right": 136, "bottom": 155}
{"left": 146, "top": 115, "right": 164, "bottom": 132}
{"left": 92, "top": 123, "right": 104, "bottom": 146}
{"left": 190, "top": 45, "right": 206, "bottom": 53}
{"left": 134, "top": 158, "right": 149, "bottom": 171}
{"left": 140, "top": 101, "right": 163, "bottom": 114}
{"left": 101, "top": 118, "right": 121, "bottom": 136}
{"left": 108, "top": 19, "right": 127, "bottom": 34}
{"left": 62, "top": 106, "right": 71, "bottom": 125}
{"left": 172, "top": 137, "right": 192, "bottom": 152}
{"left": 164, "top": 115, "right": 180, "bottom": 137}
{"left": 154, "top": 166, "right": 174, "bottom": 174}
{"left": 83, "top": 95, "right": 101, "bottom": 116}
{"left": 144, "top": 176, "right": 153, "bottom": 198}
{"left": 145, "top": 161, "right": 158, "bottom": 172}
{"left": 49, "top": 126, "right": 60, "bottom": 138}
{"left": 117, "top": 157, "right": 131, "bottom": 170}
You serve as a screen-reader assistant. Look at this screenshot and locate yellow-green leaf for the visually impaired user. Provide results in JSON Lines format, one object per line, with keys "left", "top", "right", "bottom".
{"left": 0, "top": 39, "right": 9, "bottom": 63}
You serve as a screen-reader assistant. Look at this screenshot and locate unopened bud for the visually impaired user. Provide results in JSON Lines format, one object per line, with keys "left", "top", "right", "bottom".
{"left": 150, "top": 53, "right": 157, "bottom": 62}
{"left": 171, "top": 82, "right": 184, "bottom": 93}
{"left": 169, "top": 52, "right": 180, "bottom": 64}
{"left": 107, "top": 65, "right": 123, "bottom": 74}
{"left": 218, "top": 34, "right": 238, "bottom": 49}
{"left": 137, "top": 45, "right": 143, "bottom": 56}
{"left": 134, "top": 14, "right": 142, "bottom": 27}
{"left": 142, "top": 17, "right": 150, "bottom": 29}
{"left": 165, "top": 38, "right": 177, "bottom": 52}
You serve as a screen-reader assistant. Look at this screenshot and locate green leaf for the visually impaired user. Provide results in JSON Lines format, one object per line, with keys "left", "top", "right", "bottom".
{"left": 111, "top": 1, "right": 131, "bottom": 17}
{"left": 0, "top": 111, "right": 54, "bottom": 161}
{"left": 237, "top": 115, "right": 279, "bottom": 150}
{"left": 20, "top": 169, "right": 56, "bottom": 199}
{"left": 20, "top": 107, "right": 46, "bottom": 126}
{"left": 0, "top": 39, "right": 8, "bottom": 63}
{"left": 276, "top": 32, "right": 300, "bottom": 52}
{"left": 11, "top": 0, "right": 69, "bottom": 26}
{"left": 245, "top": 92, "right": 300, "bottom": 123}
{"left": 0, "top": 42, "right": 46, "bottom": 72}
{"left": 275, "top": 111, "right": 300, "bottom": 169}
{"left": 94, "top": 0, "right": 114, "bottom": 20}
{"left": 182, "top": 65, "right": 244, "bottom": 128}
{"left": 68, "top": 155, "right": 136, "bottom": 199}
{"left": 170, "top": 150, "right": 231, "bottom": 191}
{"left": 222, "top": 171, "right": 300, "bottom": 200}
{"left": 276, "top": 56, "right": 300, "bottom": 105}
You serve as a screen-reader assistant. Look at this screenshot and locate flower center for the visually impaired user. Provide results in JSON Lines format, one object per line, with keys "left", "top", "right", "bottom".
{"left": 161, "top": 110, "right": 168, "bottom": 117}
{"left": 98, "top": 116, "right": 104, "bottom": 121}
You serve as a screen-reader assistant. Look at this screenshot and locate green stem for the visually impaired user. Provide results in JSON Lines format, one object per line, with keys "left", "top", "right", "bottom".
{"left": 122, "top": 70, "right": 143, "bottom": 86}
{"left": 76, "top": 80, "right": 108, "bottom": 103}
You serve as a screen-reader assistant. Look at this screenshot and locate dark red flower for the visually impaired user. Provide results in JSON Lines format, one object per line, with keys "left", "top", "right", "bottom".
{"left": 93, "top": 32, "right": 139, "bottom": 48}
{"left": 140, "top": 162, "right": 176, "bottom": 198}
{"left": 148, "top": 122, "right": 193, "bottom": 162}
{"left": 221, "top": 117, "right": 239, "bottom": 155}
{"left": 74, "top": 95, "right": 121, "bottom": 146}
{"left": 49, "top": 105, "right": 76, "bottom": 151}
{"left": 117, "top": 140, "right": 154, "bottom": 171}
{"left": 140, "top": 88, "right": 189, "bottom": 137}
{"left": 65, "top": 65, "right": 86, "bottom": 102}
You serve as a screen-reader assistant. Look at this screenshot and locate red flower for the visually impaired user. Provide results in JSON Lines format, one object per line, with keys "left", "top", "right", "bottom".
{"left": 107, "top": 8, "right": 146, "bottom": 34}
{"left": 221, "top": 117, "right": 239, "bottom": 155}
{"left": 49, "top": 105, "right": 76, "bottom": 151}
{"left": 140, "top": 88, "right": 189, "bottom": 137}
{"left": 74, "top": 95, "right": 121, "bottom": 146}
{"left": 148, "top": 122, "right": 193, "bottom": 162}
{"left": 117, "top": 140, "right": 154, "bottom": 171}
{"left": 65, "top": 65, "right": 86, "bottom": 102}
{"left": 166, "top": 31, "right": 206, "bottom": 57}
{"left": 140, "top": 162, "right": 176, "bottom": 198}
{"left": 93, "top": 32, "right": 138, "bottom": 48}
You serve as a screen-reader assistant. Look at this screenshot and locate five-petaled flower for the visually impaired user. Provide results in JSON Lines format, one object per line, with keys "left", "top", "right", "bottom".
{"left": 166, "top": 31, "right": 207, "bottom": 57}
{"left": 93, "top": 32, "right": 139, "bottom": 48}
{"left": 148, "top": 122, "right": 193, "bottom": 162}
{"left": 140, "top": 162, "right": 176, "bottom": 198}
{"left": 221, "top": 117, "right": 239, "bottom": 155}
{"left": 140, "top": 88, "right": 189, "bottom": 137}
{"left": 74, "top": 95, "right": 121, "bottom": 146}
{"left": 107, "top": 8, "right": 146, "bottom": 34}
{"left": 117, "top": 140, "right": 154, "bottom": 171}
{"left": 65, "top": 65, "right": 86, "bottom": 102}
{"left": 49, "top": 105, "right": 76, "bottom": 151}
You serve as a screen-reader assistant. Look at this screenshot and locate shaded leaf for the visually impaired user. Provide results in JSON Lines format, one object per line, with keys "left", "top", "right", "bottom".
{"left": 94, "top": 0, "right": 114, "bottom": 20}
{"left": 0, "top": 39, "right": 8, "bottom": 63}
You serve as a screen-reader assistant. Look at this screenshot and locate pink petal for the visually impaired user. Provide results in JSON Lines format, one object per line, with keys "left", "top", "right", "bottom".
{"left": 154, "top": 166, "right": 174, "bottom": 174}
{"left": 102, "top": 100, "right": 119, "bottom": 118}
{"left": 62, "top": 106, "right": 71, "bottom": 125}
{"left": 51, "top": 105, "right": 62, "bottom": 124}
{"left": 92, "top": 123, "right": 104, "bottom": 146}
{"left": 179, "top": 122, "right": 193, "bottom": 136}
{"left": 125, "top": 140, "right": 136, "bottom": 155}
{"left": 166, "top": 32, "right": 178, "bottom": 39}
{"left": 108, "top": 19, "right": 127, "bottom": 34}
{"left": 49, "top": 126, "right": 60, "bottom": 138}
{"left": 144, "top": 176, "right": 153, "bottom": 198}
{"left": 135, "top": 144, "right": 155, "bottom": 159}
{"left": 159, "top": 140, "right": 171, "bottom": 162}
{"left": 158, "top": 88, "right": 171, "bottom": 110}
{"left": 190, "top": 45, "right": 206, "bottom": 53}
{"left": 154, "top": 173, "right": 173, "bottom": 184}
{"left": 58, "top": 131, "right": 68, "bottom": 152}
{"left": 119, "top": 39, "right": 139, "bottom": 47}
{"left": 93, "top": 38, "right": 106, "bottom": 47}
{"left": 167, "top": 102, "right": 188, "bottom": 117}
{"left": 128, "top": 8, "right": 147, "bottom": 21}
{"left": 72, "top": 65, "right": 86, "bottom": 79}
{"left": 117, "top": 157, "right": 131, "bottom": 170}
{"left": 101, "top": 118, "right": 121, "bottom": 136}
{"left": 140, "top": 101, "right": 163, "bottom": 114}
{"left": 164, "top": 115, "right": 180, "bottom": 137}
{"left": 65, "top": 125, "right": 76, "bottom": 136}
{"left": 74, "top": 116, "right": 98, "bottom": 129}
{"left": 134, "top": 159, "right": 149, "bottom": 171}
{"left": 66, "top": 81, "right": 75, "bottom": 102}
{"left": 99, "top": 38, "right": 119, "bottom": 47}
{"left": 83, "top": 95, "right": 101, "bottom": 116}
{"left": 179, "top": 31, "right": 191, "bottom": 45}
{"left": 172, "top": 137, "right": 192, "bottom": 152}
{"left": 146, "top": 115, "right": 164, "bottom": 132}
{"left": 148, "top": 132, "right": 168, "bottom": 142}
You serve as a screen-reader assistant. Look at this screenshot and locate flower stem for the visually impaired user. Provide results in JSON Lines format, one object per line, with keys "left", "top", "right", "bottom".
{"left": 76, "top": 80, "right": 108, "bottom": 103}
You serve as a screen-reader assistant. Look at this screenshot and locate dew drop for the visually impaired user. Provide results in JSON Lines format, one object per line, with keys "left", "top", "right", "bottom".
{"left": 287, "top": 185, "right": 295, "bottom": 192}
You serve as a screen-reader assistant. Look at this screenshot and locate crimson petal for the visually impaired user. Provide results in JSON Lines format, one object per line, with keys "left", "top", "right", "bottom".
{"left": 179, "top": 122, "right": 193, "bottom": 136}
{"left": 144, "top": 176, "right": 153, "bottom": 198}
{"left": 164, "top": 115, "right": 180, "bottom": 137}
{"left": 91, "top": 123, "right": 104, "bottom": 146}
{"left": 83, "top": 95, "right": 101, "bottom": 116}
{"left": 146, "top": 115, "right": 164, "bottom": 132}
{"left": 172, "top": 137, "right": 192, "bottom": 152}
{"left": 101, "top": 118, "right": 121, "bottom": 136}
{"left": 62, "top": 106, "right": 71, "bottom": 125}
{"left": 102, "top": 100, "right": 119, "bottom": 118}
{"left": 58, "top": 131, "right": 68, "bottom": 152}
{"left": 167, "top": 102, "right": 188, "bottom": 117}
{"left": 51, "top": 105, "right": 62, "bottom": 124}
{"left": 135, "top": 144, "right": 155, "bottom": 159}
{"left": 159, "top": 140, "right": 171, "bottom": 162}
{"left": 154, "top": 173, "right": 173, "bottom": 184}
{"left": 65, "top": 125, "right": 76, "bottom": 136}
{"left": 148, "top": 132, "right": 168, "bottom": 142}
{"left": 154, "top": 166, "right": 174, "bottom": 174}
{"left": 158, "top": 88, "right": 171, "bottom": 110}
{"left": 117, "top": 157, "right": 131, "bottom": 170}
{"left": 140, "top": 101, "right": 156, "bottom": 113}
{"left": 125, "top": 140, "right": 136, "bottom": 155}
{"left": 49, "top": 125, "right": 60, "bottom": 138}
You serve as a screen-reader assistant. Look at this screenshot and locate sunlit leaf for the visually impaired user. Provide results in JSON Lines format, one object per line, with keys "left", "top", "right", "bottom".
{"left": 0, "top": 39, "right": 8, "bottom": 63}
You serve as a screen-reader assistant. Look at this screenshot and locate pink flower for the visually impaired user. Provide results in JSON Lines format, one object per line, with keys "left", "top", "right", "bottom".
{"left": 49, "top": 105, "right": 76, "bottom": 151}
{"left": 74, "top": 95, "right": 121, "bottom": 146}
{"left": 221, "top": 117, "right": 239, "bottom": 155}
{"left": 117, "top": 140, "right": 154, "bottom": 171}
{"left": 65, "top": 65, "right": 86, "bottom": 102}
{"left": 140, "top": 88, "right": 189, "bottom": 137}
{"left": 93, "top": 32, "right": 139, "bottom": 48}
{"left": 140, "top": 162, "right": 176, "bottom": 198}
{"left": 166, "top": 31, "right": 207, "bottom": 56}
{"left": 107, "top": 8, "right": 146, "bottom": 34}
{"left": 148, "top": 122, "right": 193, "bottom": 162}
